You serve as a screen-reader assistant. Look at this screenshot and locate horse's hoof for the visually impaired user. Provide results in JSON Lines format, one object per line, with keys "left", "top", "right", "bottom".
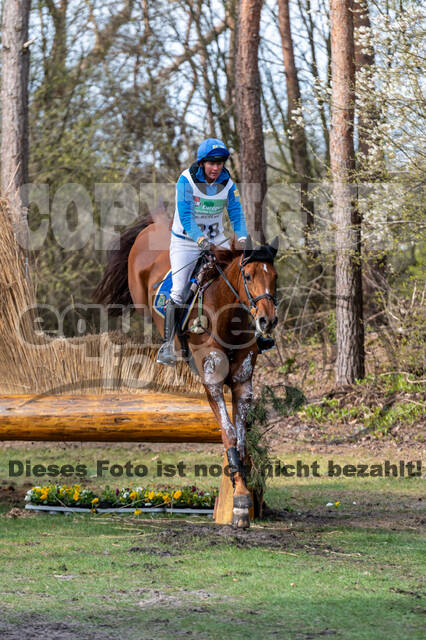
{"left": 232, "top": 494, "right": 252, "bottom": 529}
{"left": 232, "top": 507, "right": 250, "bottom": 529}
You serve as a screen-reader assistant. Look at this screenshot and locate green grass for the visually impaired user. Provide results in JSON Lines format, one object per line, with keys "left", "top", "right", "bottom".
{"left": 0, "top": 445, "right": 425, "bottom": 639}
{"left": 299, "top": 395, "right": 425, "bottom": 437}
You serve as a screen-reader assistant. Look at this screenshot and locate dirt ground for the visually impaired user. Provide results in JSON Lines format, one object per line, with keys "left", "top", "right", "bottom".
{"left": 1, "top": 483, "right": 424, "bottom": 640}
{"left": 0, "top": 342, "right": 424, "bottom": 639}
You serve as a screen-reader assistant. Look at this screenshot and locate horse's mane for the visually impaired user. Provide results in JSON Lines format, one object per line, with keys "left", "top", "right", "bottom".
{"left": 212, "top": 244, "right": 243, "bottom": 269}
{"left": 197, "top": 242, "right": 243, "bottom": 287}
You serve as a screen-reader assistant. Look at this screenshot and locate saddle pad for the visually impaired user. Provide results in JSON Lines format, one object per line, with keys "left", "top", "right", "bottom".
{"left": 153, "top": 269, "right": 173, "bottom": 319}
{"left": 153, "top": 270, "right": 197, "bottom": 329}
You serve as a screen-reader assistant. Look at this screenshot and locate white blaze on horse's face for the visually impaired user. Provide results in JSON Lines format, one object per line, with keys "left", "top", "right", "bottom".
{"left": 243, "top": 262, "right": 278, "bottom": 335}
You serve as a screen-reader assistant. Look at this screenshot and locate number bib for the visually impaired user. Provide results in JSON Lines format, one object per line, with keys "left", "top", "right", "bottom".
{"left": 172, "top": 169, "right": 234, "bottom": 242}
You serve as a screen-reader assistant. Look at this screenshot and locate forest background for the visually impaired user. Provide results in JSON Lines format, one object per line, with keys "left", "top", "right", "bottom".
{"left": 0, "top": 0, "right": 424, "bottom": 393}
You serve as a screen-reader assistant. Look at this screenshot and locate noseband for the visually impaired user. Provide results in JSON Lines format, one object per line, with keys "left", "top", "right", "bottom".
{"left": 239, "top": 257, "right": 277, "bottom": 318}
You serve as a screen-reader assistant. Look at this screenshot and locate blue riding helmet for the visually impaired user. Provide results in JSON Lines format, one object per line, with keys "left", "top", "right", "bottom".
{"left": 196, "top": 138, "right": 230, "bottom": 163}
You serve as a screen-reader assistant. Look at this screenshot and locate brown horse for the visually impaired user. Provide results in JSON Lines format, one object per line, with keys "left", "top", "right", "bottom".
{"left": 94, "top": 214, "right": 278, "bottom": 528}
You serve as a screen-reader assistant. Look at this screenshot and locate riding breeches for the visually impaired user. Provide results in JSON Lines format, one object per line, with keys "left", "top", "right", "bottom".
{"left": 169, "top": 234, "right": 229, "bottom": 304}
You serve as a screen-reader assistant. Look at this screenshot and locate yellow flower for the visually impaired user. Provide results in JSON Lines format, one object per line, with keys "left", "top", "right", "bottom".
{"left": 148, "top": 491, "right": 155, "bottom": 501}
{"left": 91, "top": 498, "right": 99, "bottom": 504}
{"left": 163, "top": 493, "right": 170, "bottom": 503}
{"left": 173, "top": 490, "right": 182, "bottom": 500}
{"left": 73, "top": 491, "right": 80, "bottom": 501}
{"left": 129, "top": 491, "right": 137, "bottom": 500}
{"left": 335, "top": 501, "right": 340, "bottom": 507}
{"left": 134, "top": 509, "right": 142, "bottom": 515}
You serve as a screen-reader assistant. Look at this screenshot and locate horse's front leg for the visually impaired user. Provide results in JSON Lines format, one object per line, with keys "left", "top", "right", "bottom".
{"left": 201, "top": 350, "right": 252, "bottom": 528}
{"left": 231, "top": 379, "right": 253, "bottom": 460}
{"left": 229, "top": 372, "right": 254, "bottom": 528}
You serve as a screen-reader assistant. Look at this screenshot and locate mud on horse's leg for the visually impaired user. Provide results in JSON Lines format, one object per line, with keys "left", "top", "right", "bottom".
{"left": 230, "top": 365, "right": 255, "bottom": 528}
{"left": 226, "top": 446, "right": 252, "bottom": 529}
{"left": 202, "top": 350, "right": 252, "bottom": 529}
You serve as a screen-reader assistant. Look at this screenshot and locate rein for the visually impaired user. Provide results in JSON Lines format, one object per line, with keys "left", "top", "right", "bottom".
{"left": 185, "top": 250, "right": 277, "bottom": 348}
{"left": 208, "top": 251, "right": 278, "bottom": 328}
{"left": 213, "top": 255, "right": 277, "bottom": 322}
{"left": 213, "top": 260, "right": 253, "bottom": 318}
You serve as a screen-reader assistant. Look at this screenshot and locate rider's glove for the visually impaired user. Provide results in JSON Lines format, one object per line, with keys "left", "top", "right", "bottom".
{"left": 197, "top": 236, "right": 211, "bottom": 252}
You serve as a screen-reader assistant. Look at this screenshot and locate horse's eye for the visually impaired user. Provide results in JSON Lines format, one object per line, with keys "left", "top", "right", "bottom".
{"left": 245, "top": 273, "right": 252, "bottom": 282}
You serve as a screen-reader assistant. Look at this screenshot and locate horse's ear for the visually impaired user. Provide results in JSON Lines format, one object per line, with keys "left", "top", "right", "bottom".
{"left": 243, "top": 235, "right": 252, "bottom": 263}
{"left": 269, "top": 235, "right": 279, "bottom": 257}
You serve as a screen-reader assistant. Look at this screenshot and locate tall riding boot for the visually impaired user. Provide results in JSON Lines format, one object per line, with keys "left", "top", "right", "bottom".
{"left": 157, "top": 299, "right": 180, "bottom": 365}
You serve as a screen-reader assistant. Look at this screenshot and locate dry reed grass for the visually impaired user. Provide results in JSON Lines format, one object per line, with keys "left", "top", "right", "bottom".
{"left": 0, "top": 198, "right": 203, "bottom": 396}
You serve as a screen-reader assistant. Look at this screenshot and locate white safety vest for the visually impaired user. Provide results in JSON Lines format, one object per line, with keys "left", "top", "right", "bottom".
{"left": 172, "top": 168, "right": 234, "bottom": 242}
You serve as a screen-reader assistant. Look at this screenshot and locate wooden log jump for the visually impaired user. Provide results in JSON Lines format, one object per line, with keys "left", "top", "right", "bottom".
{"left": 0, "top": 392, "right": 236, "bottom": 524}
{"left": 0, "top": 393, "right": 223, "bottom": 442}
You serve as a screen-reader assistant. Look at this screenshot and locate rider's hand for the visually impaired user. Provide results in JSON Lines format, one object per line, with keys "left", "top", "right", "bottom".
{"left": 234, "top": 236, "right": 247, "bottom": 251}
{"left": 197, "top": 236, "right": 211, "bottom": 252}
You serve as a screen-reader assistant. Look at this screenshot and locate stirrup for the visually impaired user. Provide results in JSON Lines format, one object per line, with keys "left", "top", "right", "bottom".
{"left": 156, "top": 341, "right": 177, "bottom": 366}
{"left": 256, "top": 334, "right": 275, "bottom": 354}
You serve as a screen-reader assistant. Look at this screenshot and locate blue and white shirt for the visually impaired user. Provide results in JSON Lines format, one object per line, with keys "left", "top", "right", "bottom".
{"left": 171, "top": 163, "right": 248, "bottom": 244}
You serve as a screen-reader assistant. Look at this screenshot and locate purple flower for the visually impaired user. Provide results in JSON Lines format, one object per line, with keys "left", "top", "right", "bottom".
{"left": 115, "top": 488, "right": 119, "bottom": 496}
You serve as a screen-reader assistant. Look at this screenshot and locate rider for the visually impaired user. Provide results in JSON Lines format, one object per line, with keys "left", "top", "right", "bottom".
{"left": 157, "top": 137, "right": 274, "bottom": 365}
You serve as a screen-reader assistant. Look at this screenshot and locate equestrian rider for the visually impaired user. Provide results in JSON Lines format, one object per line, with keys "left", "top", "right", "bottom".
{"left": 157, "top": 138, "right": 274, "bottom": 365}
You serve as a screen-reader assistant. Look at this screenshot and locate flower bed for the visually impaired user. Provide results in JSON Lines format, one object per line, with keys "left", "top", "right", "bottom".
{"left": 25, "top": 484, "right": 217, "bottom": 514}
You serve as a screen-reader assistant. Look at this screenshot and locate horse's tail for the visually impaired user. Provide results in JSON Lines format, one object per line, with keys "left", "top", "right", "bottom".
{"left": 93, "top": 215, "right": 153, "bottom": 315}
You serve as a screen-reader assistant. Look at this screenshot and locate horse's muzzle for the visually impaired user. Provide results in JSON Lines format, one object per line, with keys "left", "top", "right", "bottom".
{"left": 256, "top": 313, "right": 278, "bottom": 335}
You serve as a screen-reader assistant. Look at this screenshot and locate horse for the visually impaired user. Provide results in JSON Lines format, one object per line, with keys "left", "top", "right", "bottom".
{"left": 94, "top": 214, "right": 278, "bottom": 528}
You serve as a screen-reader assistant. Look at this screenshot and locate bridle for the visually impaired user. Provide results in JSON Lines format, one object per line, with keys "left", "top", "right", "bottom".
{"left": 239, "top": 257, "right": 278, "bottom": 318}
{"left": 210, "top": 253, "right": 277, "bottom": 322}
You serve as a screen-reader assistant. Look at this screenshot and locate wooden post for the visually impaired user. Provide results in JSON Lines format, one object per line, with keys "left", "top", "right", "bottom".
{"left": 214, "top": 453, "right": 234, "bottom": 524}
{"left": 214, "top": 453, "right": 255, "bottom": 525}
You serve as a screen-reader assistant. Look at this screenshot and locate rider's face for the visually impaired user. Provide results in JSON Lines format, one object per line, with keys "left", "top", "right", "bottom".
{"left": 203, "top": 160, "right": 224, "bottom": 183}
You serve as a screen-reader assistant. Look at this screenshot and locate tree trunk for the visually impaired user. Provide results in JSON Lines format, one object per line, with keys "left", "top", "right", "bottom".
{"left": 236, "top": 0, "right": 266, "bottom": 243}
{"left": 1, "top": 0, "right": 31, "bottom": 230}
{"left": 278, "top": 0, "right": 323, "bottom": 334}
{"left": 223, "top": 0, "right": 240, "bottom": 179}
{"left": 353, "top": 0, "right": 376, "bottom": 167}
{"left": 330, "top": 0, "right": 365, "bottom": 385}
{"left": 42, "top": 0, "right": 68, "bottom": 100}
{"left": 277, "top": 0, "right": 315, "bottom": 251}
{"left": 354, "top": 0, "right": 388, "bottom": 324}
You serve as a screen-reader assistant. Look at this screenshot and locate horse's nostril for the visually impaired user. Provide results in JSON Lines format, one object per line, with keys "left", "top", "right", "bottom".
{"left": 259, "top": 316, "right": 267, "bottom": 330}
